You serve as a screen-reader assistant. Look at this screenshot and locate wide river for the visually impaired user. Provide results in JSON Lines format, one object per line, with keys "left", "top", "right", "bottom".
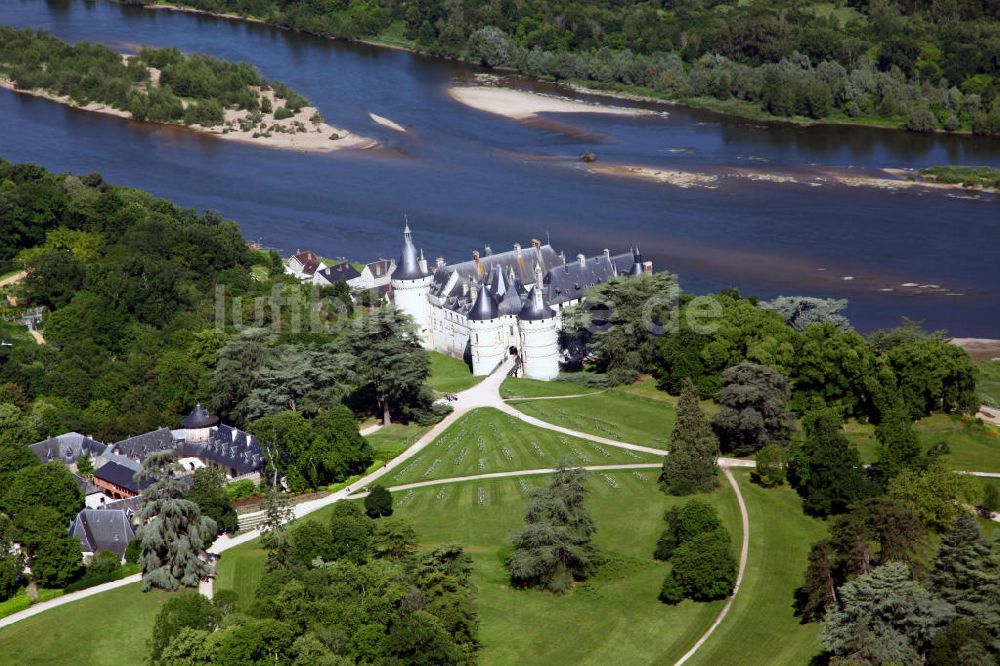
{"left": 2, "top": 0, "right": 999, "bottom": 334}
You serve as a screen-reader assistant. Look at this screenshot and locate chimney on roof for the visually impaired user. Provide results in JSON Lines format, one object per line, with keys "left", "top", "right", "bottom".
{"left": 603, "top": 248, "right": 610, "bottom": 260}
{"left": 531, "top": 239, "right": 541, "bottom": 251}
{"left": 577, "top": 254, "right": 586, "bottom": 268}
{"left": 418, "top": 248, "right": 428, "bottom": 274}
{"left": 462, "top": 283, "right": 469, "bottom": 297}
{"left": 472, "top": 249, "right": 480, "bottom": 262}
{"left": 436, "top": 257, "right": 445, "bottom": 268}
{"left": 484, "top": 245, "right": 493, "bottom": 256}
{"left": 513, "top": 242, "right": 521, "bottom": 258}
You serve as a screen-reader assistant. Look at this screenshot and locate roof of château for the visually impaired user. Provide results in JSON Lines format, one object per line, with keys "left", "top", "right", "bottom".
{"left": 395, "top": 223, "right": 429, "bottom": 280}
{"left": 94, "top": 461, "right": 150, "bottom": 494}
{"left": 317, "top": 261, "right": 362, "bottom": 284}
{"left": 468, "top": 284, "right": 501, "bottom": 321}
{"left": 181, "top": 404, "right": 219, "bottom": 429}
{"left": 29, "top": 432, "right": 106, "bottom": 465}
{"left": 543, "top": 251, "right": 634, "bottom": 307}
{"left": 69, "top": 508, "right": 135, "bottom": 557}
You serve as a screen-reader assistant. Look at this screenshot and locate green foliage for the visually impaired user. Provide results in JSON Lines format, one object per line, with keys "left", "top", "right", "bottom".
{"left": 660, "top": 530, "right": 737, "bottom": 604}
{"left": 149, "top": 593, "right": 221, "bottom": 665}
{"left": 887, "top": 463, "right": 981, "bottom": 529}
{"left": 886, "top": 338, "right": 978, "bottom": 418}
{"left": 226, "top": 478, "right": 258, "bottom": 501}
{"left": 711, "top": 362, "right": 795, "bottom": 456}
{"left": 821, "top": 562, "right": 952, "bottom": 664}
{"left": 654, "top": 499, "right": 723, "bottom": 561}
{"left": 1, "top": 462, "right": 83, "bottom": 524}
{"left": 364, "top": 484, "right": 394, "bottom": 518}
{"left": 920, "top": 166, "right": 1000, "bottom": 190}
{"left": 507, "top": 463, "right": 597, "bottom": 593}
{"left": 327, "top": 501, "right": 374, "bottom": 563}
{"left": 660, "top": 380, "right": 719, "bottom": 496}
{"left": 0, "top": 403, "right": 39, "bottom": 448}
{"left": 124, "top": 538, "right": 141, "bottom": 565}
{"left": 186, "top": 467, "right": 239, "bottom": 535}
{"left": 751, "top": 443, "right": 787, "bottom": 487}
{"left": 136, "top": 451, "right": 217, "bottom": 591}
{"left": 789, "top": 410, "right": 870, "bottom": 517}
{"left": 75, "top": 454, "right": 94, "bottom": 478}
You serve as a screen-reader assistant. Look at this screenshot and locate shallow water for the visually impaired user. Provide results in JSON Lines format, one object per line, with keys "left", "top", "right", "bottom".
{"left": 2, "top": 0, "right": 999, "bottom": 334}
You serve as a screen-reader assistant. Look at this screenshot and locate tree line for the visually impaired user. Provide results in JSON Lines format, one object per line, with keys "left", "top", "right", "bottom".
{"left": 0, "top": 27, "right": 310, "bottom": 127}
{"left": 123, "top": 0, "right": 1000, "bottom": 133}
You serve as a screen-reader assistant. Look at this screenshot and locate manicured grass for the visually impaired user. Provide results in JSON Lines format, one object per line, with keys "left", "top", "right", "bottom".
{"left": 500, "top": 376, "right": 601, "bottom": 399}
{"left": 214, "top": 544, "right": 268, "bottom": 612}
{"left": 509, "top": 389, "right": 675, "bottom": 449}
{"left": 0, "top": 588, "right": 63, "bottom": 621}
{"left": 979, "top": 360, "right": 1000, "bottom": 408}
{"left": 427, "top": 351, "right": 484, "bottom": 394}
{"left": 685, "top": 470, "right": 826, "bottom": 666}
{"left": 365, "top": 422, "right": 427, "bottom": 462}
{"left": 0, "top": 583, "right": 181, "bottom": 666}
{"left": 387, "top": 408, "right": 660, "bottom": 486}
{"left": 216, "top": 470, "right": 740, "bottom": 664}
{"left": 848, "top": 414, "right": 1000, "bottom": 473}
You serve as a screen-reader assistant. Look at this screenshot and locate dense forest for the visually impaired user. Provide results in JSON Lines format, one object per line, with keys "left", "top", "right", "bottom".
{"left": 123, "top": 0, "right": 1000, "bottom": 133}
{"left": 0, "top": 27, "right": 311, "bottom": 126}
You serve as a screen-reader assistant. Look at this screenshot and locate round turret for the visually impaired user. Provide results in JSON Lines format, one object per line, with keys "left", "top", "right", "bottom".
{"left": 517, "top": 263, "right": 559, "bottom": 380}
{"left": 467, "top": 283, "right": 506, "bottom": 375}
{"left": 391, "top": 223, "right": 434, "bottom": 348}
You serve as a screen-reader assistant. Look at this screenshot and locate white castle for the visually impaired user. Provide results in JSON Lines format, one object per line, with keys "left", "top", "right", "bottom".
{"left": 390, "top": 225, "right": 651, "bottom": 381}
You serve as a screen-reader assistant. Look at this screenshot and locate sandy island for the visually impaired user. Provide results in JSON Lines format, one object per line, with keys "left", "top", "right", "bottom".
{"left": 449, "top": 86, "right": 660, "bottom": 121}
{"left": 0, "top": 59, "right": 375, "bottom": 153}
{"left": 369, "top": 112, "right": 406, "bottom": 133}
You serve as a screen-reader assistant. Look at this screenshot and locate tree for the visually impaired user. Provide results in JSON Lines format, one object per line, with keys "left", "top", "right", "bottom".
{"left": 248, "top": 410, "right": 320, "bottom": 491}
{"left": 0, "top": 515, "right": 22, "bottom": 601}
{"left": 327, "top": 500, "right": 374, "bottom": 563}
{"left": 874, "top": 403, "right": 925, "bottom": 483}
{"left": 886, "top": 338, "right": 978, "bottom": 417}
{"left": 821, "top": 562, "right": 952, "bottom": 664}
{"left": 930, "top": 514, "right": 999, "bottom": 645}
{"left": 365, "top": 484, "right": 393, "bottom": 518}
{"left": 22, "top": 248, "right": 86, "bottom": 310}
{"left": 135, "top": 451, "right": 217, "bottom": 591}
{"left": 888, "top": 463, "right": 981, "bottom": 529}
{"left": 76, "top": 454, "right": 94, "bottom": 478}
{"left": 341, "top": 306, "right": 431, "bottom": 425}
{"left": 149, "top": 593, "right": 221, "bottom": 665}
{"left": 467, "top": 26, "right": 513, "bottom": 68}
{"left": 1, "top": 462, "right": 83, "bottom": 523}
{"left": 751, "top": 443, "right": 787, "bottom": 487}
{"left": 312, "top": 405, "right": 375, "bottom": 479}
{"left": 760, "top": 296, "right": 851, "bottom": 331}
{"left": 186, "top": 467, "right": 238, "bottom": 535}
{"left": 660, "top": 530, "right": 737, "bottom": 604}
{"left": 0, "top": 403, "right": 38, "bottom": 448}
{"left": 0, "top": 439, "right": 40, "bottom": 489}
{"left": 259, "top": 486, "right": 295, "bottom": 571}
{"left": 654, "top": 499, "right": 723, "bottom": 561}
{"left": 711, "top": 362, "right": 795, "bottom": 456}
{"left": 928, "top": 618, "right": 994, "bottom": 666}
{"left": 30, "top": 536, "right": 83, "bottom": 588}
{"left": 507, "top": 463, "right": 597, "bottom": 593}
{"left": 790, "top": 410, "right": 869, "bottom": 517}
{"left": 660, "top": 379, "right": 719, "bottom": 495}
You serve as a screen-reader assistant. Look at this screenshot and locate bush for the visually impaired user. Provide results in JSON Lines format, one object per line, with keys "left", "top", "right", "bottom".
{"left": 751, "top": 444, "right": 788, "bottom": 487}
{"left": 226, "top": 479, "right": 258, "bottom": 501}
{"left": 365, "top": 485, "right": 393, "bottom": 518}
{"left": 273, "top": 106, "right": 295, "bottom": 120}
{"left": 62, "top": 563, "right": 139, "bottom": 593}
{"left": 654, "top": 500, "right": 722, "bottom": 561}
{"left": 124, "top": 538, "right": 141, "bottom": 564}
{"left": 87, "top": 550, "right": 121, "bottom": 576}
{"left": 659, "top": 530, "right": 737, "bottom": 604}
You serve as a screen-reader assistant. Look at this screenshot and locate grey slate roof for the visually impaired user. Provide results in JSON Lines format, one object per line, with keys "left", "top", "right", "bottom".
{"left": 317, "top": 261, "right": 362, "bottom": 283}
{"left": 111, "top": 427, "right": 176, "bottom": 459}
{"left": 175, "top": 424, "right": 265, "bottom": 476}
{"left": 94, "top": 461, "right": 151, "bottom": 495}
{"left": 69, "top": 509, "right": 135, "bottom": 558}
{"left": 181, "top": 404, "right": 219, "bottom": 429}
{"left": 29, "top": 432, "right": 106, "bottom": 465}
{"left": 395, "top": 224, "right": 429, "bottom": 280}
{"left": 468, "top": 284, "right": 501, "bottom": 321}
{"left": 543, "top": 251, "right": 635, "bottom": 307}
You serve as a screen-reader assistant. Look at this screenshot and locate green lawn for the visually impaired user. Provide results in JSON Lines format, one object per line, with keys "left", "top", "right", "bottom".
{"left": 0, "top": 583, "right": 181, "bottom": 665}
{"left": 686, "top": 470, "right": 826, "bottom": 665}
{"left": 509, "top": 389, "right": 675, "bottom": 449}
{"left": 213, "top": 544, "right": 268, "bottom": 613}
{"left": 979, "top": 360, "right": 1000, "bottom": 408}
{"left": 387, "top": 408, "right": 661, "bottom": 486}
{"left": 427, "top": 351, "right": 484, "bottom": 395}
{"left": 500, "top": 376, "right": 601, "bottom": 399}
{"left": 218, "top": 470, "right": 742, "bottom": 665}
{"left": 848, "top": 414, "right": 1000, "bottom": 473}
{"left": 365, "top": 422, "right": 427, "bottom": 462}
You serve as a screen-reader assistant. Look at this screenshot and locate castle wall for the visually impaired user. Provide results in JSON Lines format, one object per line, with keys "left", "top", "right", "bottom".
{"left": 519, "top": 318, "right": 560, "bottom": 380}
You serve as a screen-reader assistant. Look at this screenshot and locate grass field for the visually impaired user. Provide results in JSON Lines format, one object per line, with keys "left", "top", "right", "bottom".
{"left": 847, "top": 414, "right": 1000, "bottom": 473}
{"left": 0, "top": 583, "right": 180, "bottom": 665}
{"left": 216, "top": 470, "right": 742, "bottom": 665}
{"left": 500, "top": 376, "right": 602, "bottom": 399}
{"left": 386, "top": 408, "right": 661, "bottom": 486}
{"left": 427, "top": 352, "right": 484, "bottom": 395}
{"left": 509, "top": 389, "right": 675, "bottom": 449}
{"left": 979, "top": 360, "right": 1000, "bottom": 408}
{"left": 686, "top": 470, "right": 826, "bottom": 665}
{"left": 365, "top": 422, "right": 428, "bottom": 463}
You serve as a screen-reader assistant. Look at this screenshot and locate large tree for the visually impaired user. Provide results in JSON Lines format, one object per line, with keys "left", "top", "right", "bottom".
{"left": 149, "top": 593, "right": 221, "bottom": 666}
{"left": 1, "top": 461, "right": 83, "bottom": 523}
{"left": 507, "top": 463, "right": 597, "bottom": 593}
{"left": 760, "top": 296, "right": 851, "bottom": 332}
{"left": 821, "top": 562, "right": 952, "bottom": 664}
{"left": 342, "top": 306, "right": 431, "bottom": 425}
{"left": 789, "top": 410, "right": 869, "bottom": 517}
{"left": 660, "top": 379, "right": 719, "bottom": 495}
{"left": 0, "top": 402, "right": 38, "bottom": 447}
{"left": 711, "top": 362, "right": 795, "bottom": 456}
{"left": 135, "top": 451, "right": 217, "bottom": 591}
{"left": 185, "top": 467, "right": 238, "bottom": 535}
{"left": 886, "top": 338, "right": 977, "bottom": 418}
{"left": 654, "top": 499, "right": 723, "bottom": 561}
{"left": 312, "top": 404, "right": 375, "bottom": 479}
{"left": 248, "top": 410, "right": 345, "bottom": 492}
{"left": 659, "top": 530, "right": 737, "bottom": 604}
{"left": 887, "top": 463, "right": 981, "bottom": 530}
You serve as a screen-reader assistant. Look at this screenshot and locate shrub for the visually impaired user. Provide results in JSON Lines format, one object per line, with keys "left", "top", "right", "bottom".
{"left": 659, "top": 530, "right": 737, "bottom": 604}
{"left": 87, "top": 550, "right": 121, "bottom": 576}
{"left": 365, "top": 485, "right": 393, "bottom": 518}
{"left": 124, "top": 538, "right": 141, "bottom": 564}
{"left": 751, "top": 444, "right": 788, "bottom": 487}
{"left": 273, "top": 106, "right": 294, "bottom": 120}
{"left": 226, "top": 479, "right": 258, "bottom": 501}
{"left": 654, "top": 500, "right": 722, "bottom": 561}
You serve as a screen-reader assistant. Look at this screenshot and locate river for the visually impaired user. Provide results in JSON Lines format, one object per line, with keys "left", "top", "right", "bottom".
{"left": 2, "top": 0, "right": 999, "bottom": 334}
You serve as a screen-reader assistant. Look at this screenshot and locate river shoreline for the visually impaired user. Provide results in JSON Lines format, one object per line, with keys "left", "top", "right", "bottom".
{"left": 129, "top": 0, "right": 985, "bottom": 138}
{"left": 0, "top": 77, "right": 374, "bottom": 154}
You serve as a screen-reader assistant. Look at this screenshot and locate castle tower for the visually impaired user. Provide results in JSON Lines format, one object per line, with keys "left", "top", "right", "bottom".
{"left": 518, "top": 263, "right": 559, "bottom": 380}
{"left": 467, "top": 282, "right": 506, "bottom": 376}
{"left": 390, "top": 223, "right": 434, "bottom": 348}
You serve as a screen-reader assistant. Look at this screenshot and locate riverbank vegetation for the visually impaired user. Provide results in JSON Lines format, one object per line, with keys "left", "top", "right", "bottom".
{"left": 918, "top": 166, "right": 1000, "bottom": 190}
{"left": 127, "top": 0, "right": 1000, "bottom": 134}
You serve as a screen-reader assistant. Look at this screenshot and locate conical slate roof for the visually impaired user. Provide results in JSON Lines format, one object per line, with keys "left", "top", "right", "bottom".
{"left": 181, "top": 404, "right": 219, "bottom": 429}
{"left": 518, "top": 293, "right": 556, "bottom": 321}
{"left": 468, "top": 284, "right": 500, "bottom": 321}
{"left": 629, "top": 248, "right": 644, "bottom": 276}
{"left": 395, "top": 223, "right": 429, "bottom": 280}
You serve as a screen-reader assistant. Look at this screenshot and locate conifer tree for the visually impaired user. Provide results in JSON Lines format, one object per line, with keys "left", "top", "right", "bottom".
{"left": 930, "top": 514, "right": 1000, "bottom": 648}
{"left": 660, "top": 379, "right": 719, "bottom": 495}
{"left": 136, "top": 451, "right": 217, "bottom": 591}
{"left": 260, "top": 486, "right": 295, "bottom": 571}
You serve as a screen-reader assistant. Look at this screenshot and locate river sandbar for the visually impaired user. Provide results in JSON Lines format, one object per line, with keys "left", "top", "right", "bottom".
{"left": 449, "top": 86, "right": 657, "bottom": 120}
